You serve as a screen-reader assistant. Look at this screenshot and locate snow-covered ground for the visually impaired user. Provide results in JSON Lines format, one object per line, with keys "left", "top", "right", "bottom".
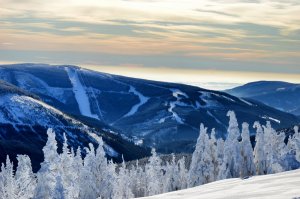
{"left": 143, "top": 169, "right": 300, "bottom": 199}
{"left": 124, "top": 86, "right": 149, "bottom": 117}
{"left": 262, "top": 116, "right": 281, "bottom": 124}
{"left": 65, "top": 67, "right": 98, "bottom": 119}
{"left": 167, "top": 89, "right": 189, "bottom": 124}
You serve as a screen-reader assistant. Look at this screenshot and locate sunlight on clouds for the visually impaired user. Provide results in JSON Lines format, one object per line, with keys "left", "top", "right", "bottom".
{"left": 0, "top": 0, "right": 300, "bottom": 75}
{"left": 81, "top": 65, "right": 300, "bottom": 90}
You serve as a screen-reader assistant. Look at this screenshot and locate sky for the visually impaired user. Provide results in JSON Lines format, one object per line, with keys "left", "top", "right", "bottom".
{"left": 0, "top": 0, "right": 300, "bottom": 89}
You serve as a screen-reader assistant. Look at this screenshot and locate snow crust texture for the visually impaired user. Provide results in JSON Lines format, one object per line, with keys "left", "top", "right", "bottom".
{"left": 144, "top": 169, "right": 300, "bottom": 199}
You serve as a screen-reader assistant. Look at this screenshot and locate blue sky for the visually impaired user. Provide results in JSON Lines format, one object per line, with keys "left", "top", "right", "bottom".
{"left": 0, "top": 0, "right": 299, "bottom": 89}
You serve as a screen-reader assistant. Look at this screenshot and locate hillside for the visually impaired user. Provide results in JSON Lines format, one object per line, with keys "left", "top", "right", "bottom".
{"left": 143, "top": 169, "right": 300, "bottom": 199}
{"left": 0, "top": 80, "right": 149, "bottom": 171}
{"left": 0, "top": 64, "right": 299, "bottom": 153}
{"left": 226, "top": 81, "right": 300, "bottom": 116}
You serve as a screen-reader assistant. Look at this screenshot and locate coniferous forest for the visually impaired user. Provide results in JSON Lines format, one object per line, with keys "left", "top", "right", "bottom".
{"left": 1, "top": 111, "right": 299, "bottom": 199}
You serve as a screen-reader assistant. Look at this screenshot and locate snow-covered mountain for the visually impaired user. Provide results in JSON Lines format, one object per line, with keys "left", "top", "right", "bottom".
{"left": 143, "top": 169, "right": 300, "bottom": 199}
{"left": 0, "top": 80, "right": 149, "bottom": 171}
{"left": 0, "top": 64, "right": 299, "bottom": 153}
{"left": 226, "top": 81, "right": 300, "bottom": 116}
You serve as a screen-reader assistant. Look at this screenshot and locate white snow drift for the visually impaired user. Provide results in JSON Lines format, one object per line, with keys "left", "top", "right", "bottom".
{"left": 144, "top": 168, "right": 300, "bottom": 199}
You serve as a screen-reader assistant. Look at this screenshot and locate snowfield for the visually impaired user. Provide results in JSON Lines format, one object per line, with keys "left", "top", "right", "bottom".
{"left": 143, "top": 169, "right": 300, "bottom": 199}
{"left": 65, "top": 67, "right": 98, "bottom": 119}
{"left": 124, "top": 86, "right": 149, "bottom": 117}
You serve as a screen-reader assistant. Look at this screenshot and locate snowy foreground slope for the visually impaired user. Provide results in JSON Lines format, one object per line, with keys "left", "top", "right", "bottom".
{"left": 143, "top": 169, "right": 300, "bottom": 199}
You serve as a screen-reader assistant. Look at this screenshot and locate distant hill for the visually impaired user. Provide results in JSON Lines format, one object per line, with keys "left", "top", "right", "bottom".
{"left": 0, "top": 64, "right": 299, "bottom": 154}
{"left": 0, "top": 80, "right": 150, "bottom": 171}
{"left": 226, "top": 81, "right": 300, "bottom": 116}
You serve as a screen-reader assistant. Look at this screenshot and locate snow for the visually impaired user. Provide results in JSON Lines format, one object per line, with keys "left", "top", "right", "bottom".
{"left": 207, "top": 110, "right": 223, "bottom": 126}
{"left": 262, "top": 116, "right": 281, "bottom": 124}
{"left": 167, "top": 89, "right": 189, "bottom": 124}
{"left": 65, "top": 67, "right": 98, "bottom": 119}
{"left": 143, "top": 169, "right": 300, "bottom": 199}
{"left": 239, "top": 98, "right": 253, "bottom": 106}
{"left": 123, "top": 86, "right": 149, "bottom": 117}
{"left": 212, "top": 93, "right": 235, "bottom": 102}
{"left": 199, "top": 91, "right": 219, "bottom": 107}
{"left": 103, "top": 143, "right": 119, "bottom": 157}
{"left": 276, "top": 87, "right": 286, "bottom": 91}
{"left": 0, "top": 94, "right": 84, "bottom": 128}
{"left": 14, "top": 71, "right": 69, "bottom": 104}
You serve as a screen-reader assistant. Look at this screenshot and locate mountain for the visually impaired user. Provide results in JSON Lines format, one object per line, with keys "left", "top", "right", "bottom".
{"left": 144, "top": 169, "right": 300, "bottom": 199}
{"left": 0, "top": 64, "right": 299, "bottom": 153}
{"left": 0, "top": 80, "right": 149, "bottom": 171}
{"left": 225, "top": 81, "right": 300, "bottom": 116}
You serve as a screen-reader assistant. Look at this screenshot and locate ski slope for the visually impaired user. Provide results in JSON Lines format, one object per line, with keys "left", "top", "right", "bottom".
{"left": 65, "top": 67, "right": 98, "bottom": 119}
{"left": 143, "top": 169, "right": 300, "bottom": 199}
{"left": 123, "top": 86, "right": 149, "bottom": 117}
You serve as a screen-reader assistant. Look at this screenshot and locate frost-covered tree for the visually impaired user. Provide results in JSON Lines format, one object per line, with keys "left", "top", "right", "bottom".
{"left": 294, "top": 126, "right": 300, "bottom": 162}
{"left": 79, "top": 137, "right": 117, "bottom": 199}
{"left": 240, "top": 123, "right": 255, "bottom": 177}
{"left": 129, "top": 160, "right": 146, "bottom": 197}
{"left": 253, "top": 121, "right": 266, "bottom": 175}
{"left": 218, "top": 111, "right": 241, "bottom": 179}
{"left": 188, "top": 124, "right": 213, "bottom": 187}
{"left": 145, "top": 148, "right": 164, "bottom": 196}
{"left": 53, "top": 176, "right": 65, "bottom": 199}
{"left": 0, "top": 156, "right": 16, "bottom": 199}
{"left": 58, "top": 134, "right": 79, "bottom": 199}
{"left": 263, "top": 122, "right": 285, "bottom": 174}
{"left": 289, "top": 126, "right": 300, "bottom": 162}
{"left": 177, "top": 156, "right": 188, "bottom": 190}
{"left": 14, "top": 155, "right": 36, "bottom": 199}
{"left": 209, "top": 128, "right": 219, "bottom": 181}
{"left": 113, "top": 156, "right": 134, "bottom": 199}
{"left": 34, "top": 129, "right": 60, "bottom": 199}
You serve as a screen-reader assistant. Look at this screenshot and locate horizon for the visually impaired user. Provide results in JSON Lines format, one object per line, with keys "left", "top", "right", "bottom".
{"left": 1, "top": 61, "right": 300, "bottom": 90}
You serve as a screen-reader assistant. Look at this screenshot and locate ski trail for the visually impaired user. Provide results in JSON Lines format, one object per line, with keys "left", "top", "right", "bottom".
{"left": 65, "top": 67, "right": 98, "bottom": 119}
{"left": 123, "top": 86, "right": 149, "bottom": 117}
{"left": 78, "top": 70, "right": 104, "bottom": 120}
{"left": 168, "top": 89, "right": 188, "bottom": 124}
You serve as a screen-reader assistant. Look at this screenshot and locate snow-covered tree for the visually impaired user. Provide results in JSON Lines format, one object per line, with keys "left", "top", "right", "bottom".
{"left": 188, "top": 124, "right": 213, "bottom": 187}
{"left": 253, "top": 121, "right": 266, "bottom": 175}
{"left": 57, "top": 134, "right": 80, "bottom": 199}
{"left": 113, "top": 156, "right": 134, "bottom": 199}
{"left": 34, "top": 129, "right": 60, "bottom": 199}
{"left": 294, "top": 126, "right": 300, "bottom": 162}
{"left": 129, "top": 160, "right": 146, "bottom": 197}
{"left": 0, "top": 156, "right": 16, "bottom": 199}
{"left": 240, "top": 122, "right": 255, "bottom": 177}
{"left": 263, "top": 122, "right": 285, "bottom": 174}
{"left": 14, "top": 155, "right": 36, "bottom": 199}
{"left": 289, "top": 126, "right": 300, "bottom": 163}
{"left": 145, "top": 148, "right": 164, "bottom": 196}
{"left": 209, "top": 128, "right": 219, "bottom": 181}
{"left": 218, "top": 111, "right": 241, "bottom": 179}
{"left": 177, "top": 156, "right": 188, "bottom": 190}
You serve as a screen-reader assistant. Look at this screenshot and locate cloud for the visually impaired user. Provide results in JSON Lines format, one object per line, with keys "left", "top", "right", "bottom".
{"left": 0, "top": 0, "right": 300, "bottom": 74}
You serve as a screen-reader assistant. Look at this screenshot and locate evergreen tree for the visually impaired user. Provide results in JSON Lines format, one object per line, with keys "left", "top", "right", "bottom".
{"left": 34, "top": 129, "right": 60, "bottom": 199}
{"left": 145, "top": 148, "right": 164, "bottom": 196}
{"left": 218, "top": 111, "right": 241, "bottom": 179}
{"left": 0, "top": 156, "right": 16, "bottom": 199}
{"left": 15, "top": 155, "right": 36, "bottom": 199}
{"left": 240, "top": 123, "right": 256, "bottom": 177}
{"left": 188, "top": 124, "right": 213, "bottom": 187}
{"left": 253, "top": 121, "right": 266, "bottom": 175}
